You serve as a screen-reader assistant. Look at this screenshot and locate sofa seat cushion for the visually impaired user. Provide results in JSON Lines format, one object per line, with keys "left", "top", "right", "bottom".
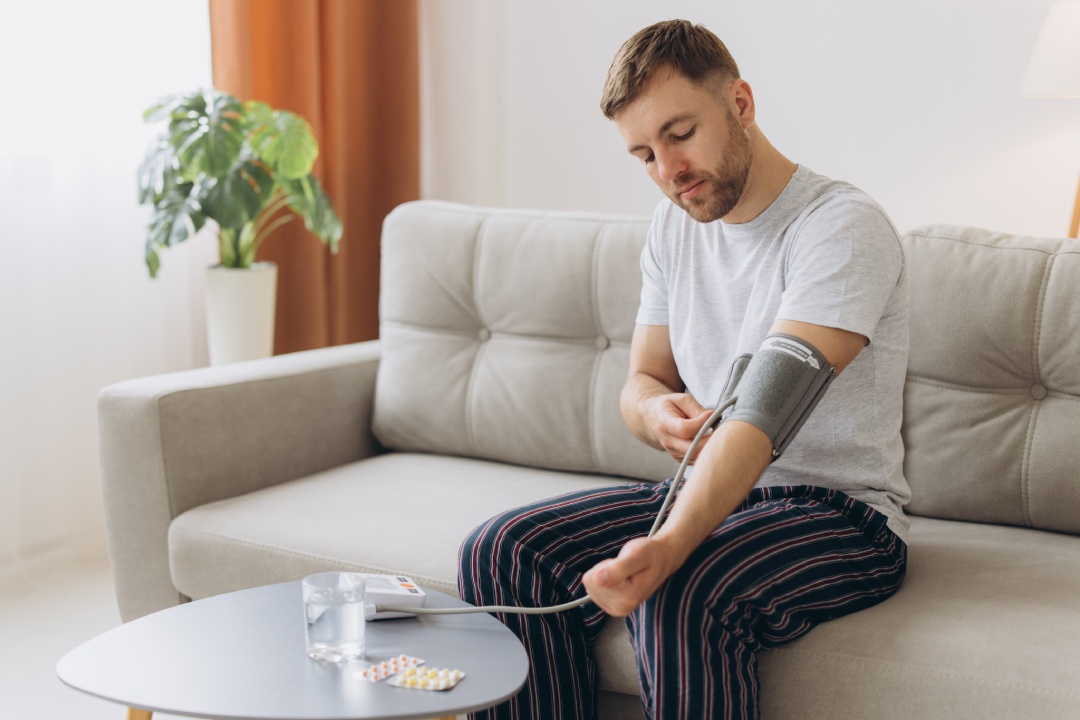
{"left": 168, "top": 452, "right": 638, "bottom": 601}
{"left": 170, "top": 455, "right": 1080, "bottom": 716}
{"left": 758, "top": 517, "right": 1080, "bottom": 719}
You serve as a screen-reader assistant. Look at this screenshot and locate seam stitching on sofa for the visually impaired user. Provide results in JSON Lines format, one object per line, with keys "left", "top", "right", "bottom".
{"left": 465, "top": 217, "right": 489, "bottom": 456}
{"left": 906, "top": 375, "right": 1079, "bottom": 402}
{"left": 905, "top": 231, "right": 1080, "bottom": 258}
{"left": 1021, "top": 401, "right": 1041, "bottom": 528}
{"left": 1031, "top": 252, "right": 1052, "bottom": 384}
{"left": 905, "top": 376, "right": 1031, "bottom": 396}
{"left": 381, "top": 319, "right": 632, "bottom": 347}
{"left": 761, "top": 648, "right": 1080, "bottom": 700}
{"left": 153, "top": 397, "right": 177, "bottom": 521}
{"left": 471, "top": 216, "right": 487, "bottom": 329}
{"left": 156, "top": 364, "right": 376, "bottom": 404}
{"left": 1019, "top": 403, "right": 1036, "bottom": 526}
{"left": 1021, "top": 251, "right": 1054, "bottom": 528}
{"left": 152, "top": 394, "right": 187, "bottom": 612}
{"left": 591, "top": 224, "right": 605, "bottom": 337}
{"left": 588, "top": 225, "right": 605, "bottom": 471}
{"left": 172, "top": 526, "right": 456, "bottom": 593}
{"left": 465, "top": 343, "right": 486, "bottom": 456}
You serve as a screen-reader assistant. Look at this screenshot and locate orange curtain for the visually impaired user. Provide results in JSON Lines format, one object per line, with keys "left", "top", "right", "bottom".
{"left": 209, "top": 0, "right": 420, "bottom": 352}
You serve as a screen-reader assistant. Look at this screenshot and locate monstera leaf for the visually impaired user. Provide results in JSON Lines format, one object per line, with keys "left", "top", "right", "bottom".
{"left": 199, "top": 156, "right": 275, "bottom": 230}
{"left": 280, "top": 174, "right": 343, "bottom": 250}
{"left": 137, "top": 138, "right": 180, "bottom": 205}
{"left": 145, "top": 183, "right": 206, "bottom": 278}
{"left": 150, "top": 90, "right": 246, "bottom": 180}
{"left": 246, "top": 101, "right": 318, "bottom": 180}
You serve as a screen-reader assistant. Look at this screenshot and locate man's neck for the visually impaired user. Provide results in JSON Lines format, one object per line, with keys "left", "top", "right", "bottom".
{"left": 722, "top": 135, "right": 798, "bottom": 225}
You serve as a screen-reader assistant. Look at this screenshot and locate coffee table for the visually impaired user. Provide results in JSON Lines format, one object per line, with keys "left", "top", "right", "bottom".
{"left": 57, "top": 582, "right": 529, "bottom": 720}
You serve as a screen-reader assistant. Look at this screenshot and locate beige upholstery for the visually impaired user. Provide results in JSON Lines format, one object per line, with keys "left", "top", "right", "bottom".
{"left": 902, "top": 226, "right": 1080, "bottom": 532}
{"left": 170, "top": 457, "right": 1080, "bottom": 717}
{"left": 373, "top": 203, "right": 674, "bottom": 482}
{"left": 99, "top": 201, "right": 1080, "bottom": 719}
{"left": 98, "top": 342, "right": 381, "bottom": 620}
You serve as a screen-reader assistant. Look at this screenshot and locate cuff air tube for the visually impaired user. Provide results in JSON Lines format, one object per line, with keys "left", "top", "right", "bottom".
{"left": 714, "top": 333, "right": 835, "bottom": 461}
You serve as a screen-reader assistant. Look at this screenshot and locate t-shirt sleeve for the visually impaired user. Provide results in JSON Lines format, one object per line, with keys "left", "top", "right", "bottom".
{"left": 777, "top": 198, "right": 903, "bottom": 341}
{"left": 635, "top": 203, "right": 670, "bottom": 326}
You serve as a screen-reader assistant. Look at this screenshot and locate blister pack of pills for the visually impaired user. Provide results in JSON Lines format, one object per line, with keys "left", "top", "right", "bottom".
{"left": 387, "top": 665, "right": 466, "bottom": 691}
{"left": 353, "top": 655, "right": 425, "bottom": 682}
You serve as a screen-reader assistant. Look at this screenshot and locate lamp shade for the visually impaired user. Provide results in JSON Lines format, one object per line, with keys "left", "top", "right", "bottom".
{"left": 1021, "top": 1, "right": 1080, "bottom": 97}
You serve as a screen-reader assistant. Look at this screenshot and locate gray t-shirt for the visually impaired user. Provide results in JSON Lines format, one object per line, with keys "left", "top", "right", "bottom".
{"left": 637, "top": 165, "right": 911, "bottom": 541}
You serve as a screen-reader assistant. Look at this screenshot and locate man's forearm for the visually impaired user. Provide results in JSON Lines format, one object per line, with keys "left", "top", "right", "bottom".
{"left": 651, "top": 420, "right": 773, "bottom": 569}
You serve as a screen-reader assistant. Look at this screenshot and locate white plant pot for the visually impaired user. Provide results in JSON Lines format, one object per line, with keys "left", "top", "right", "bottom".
{"left": 205, "top": 262, "right": 278, "bottom": 366}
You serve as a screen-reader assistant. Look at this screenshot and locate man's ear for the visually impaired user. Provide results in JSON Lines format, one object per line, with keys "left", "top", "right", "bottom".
{"left": 732, "top": 79, "right": 756, "bottom": 129}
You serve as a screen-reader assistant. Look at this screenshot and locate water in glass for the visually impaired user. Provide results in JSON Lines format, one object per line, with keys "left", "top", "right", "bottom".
{"left": 303, "top": 572, "right": 366, "bottom": 663}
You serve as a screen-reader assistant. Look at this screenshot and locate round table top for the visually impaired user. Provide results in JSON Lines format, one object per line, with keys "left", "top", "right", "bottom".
{"left": 57, "top": 582, "right": 528, "bottom": 720}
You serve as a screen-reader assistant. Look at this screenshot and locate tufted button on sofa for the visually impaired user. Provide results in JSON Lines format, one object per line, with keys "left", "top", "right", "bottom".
{"left": 99, "top": 202, "right": 1080, "bottom": 719}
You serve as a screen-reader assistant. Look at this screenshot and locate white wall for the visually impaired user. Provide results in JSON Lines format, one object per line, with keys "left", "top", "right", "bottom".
{"left": 421, "top": 0, "right": 1080, "bottom": 239}
{"left": 0, "top": 1, "right": 213, "bottom": 582}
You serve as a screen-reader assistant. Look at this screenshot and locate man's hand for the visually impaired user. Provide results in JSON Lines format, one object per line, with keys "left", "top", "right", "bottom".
{"left": 644, "top": 393, "right": 714, "bottom": 463}
{"left": 623, "top": 324, "right": 717, "bottom": 461}
{"left": 582, "top": 537, "right": 680, "bottom": 617}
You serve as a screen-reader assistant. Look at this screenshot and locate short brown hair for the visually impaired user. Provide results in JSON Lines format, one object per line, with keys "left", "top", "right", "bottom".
{"left": 600, "top": 20, "right": 740, "bottom": 119}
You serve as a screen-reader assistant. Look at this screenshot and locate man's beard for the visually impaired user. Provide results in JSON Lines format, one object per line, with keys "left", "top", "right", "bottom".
{"left": 669, "top": 112, "right": 752, "bottom": 223}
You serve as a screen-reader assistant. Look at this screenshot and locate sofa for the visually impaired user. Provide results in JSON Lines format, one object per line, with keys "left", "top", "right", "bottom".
{"left": 99, "top": 200, "right": 1080, "bottom": 719}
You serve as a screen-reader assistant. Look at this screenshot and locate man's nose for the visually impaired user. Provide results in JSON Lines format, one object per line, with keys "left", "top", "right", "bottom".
{"left": 654, "top": 148, "right": 686, "bottom": 183}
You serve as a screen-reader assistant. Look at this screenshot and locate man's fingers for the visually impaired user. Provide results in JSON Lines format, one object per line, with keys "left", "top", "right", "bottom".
{"left": 671, "top": 393, "right": 708, "bottom": 418}
{"left": 650, "top": 393, "right": 716, "bottom": 462}
{"left": 660, "top": 413, "right": 707, "bottom": 442}
{"left": 588, "top": 542, "right": 651, "bottom": 587}
{"left": 586, "top": 559, "right": 619, "bottom": 587}
{"left": 659, "top": 415, "right": 714, "bottom": 460}
{"left": 613, "top": 539, "right": 653, "bottom": 577}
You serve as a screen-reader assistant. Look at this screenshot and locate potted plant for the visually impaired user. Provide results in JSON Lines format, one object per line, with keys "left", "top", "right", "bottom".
{"left": 137, "top": 88, "right": 342, "bottom": 364}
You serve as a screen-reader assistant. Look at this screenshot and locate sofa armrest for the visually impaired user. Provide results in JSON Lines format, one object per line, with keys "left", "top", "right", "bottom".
{"left": 98, "top": 341, "right": 381, "bottom": 621}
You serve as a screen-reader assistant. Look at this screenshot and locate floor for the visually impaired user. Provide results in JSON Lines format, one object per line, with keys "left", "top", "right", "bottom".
{"left": 0, "top": 561, "right": 187, "bottom": 720}
{"left": 0, "top": 562, "right": 466, "bottom": 720}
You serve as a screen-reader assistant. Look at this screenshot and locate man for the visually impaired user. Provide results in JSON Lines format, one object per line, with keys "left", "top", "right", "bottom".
{"left": 459, "top": 19, "right": 910, "bottom": 720}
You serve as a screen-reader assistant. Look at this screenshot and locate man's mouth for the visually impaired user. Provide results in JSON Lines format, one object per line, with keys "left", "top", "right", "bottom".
{"left": 677, "top": 180, "right": 704, "bottom": 199}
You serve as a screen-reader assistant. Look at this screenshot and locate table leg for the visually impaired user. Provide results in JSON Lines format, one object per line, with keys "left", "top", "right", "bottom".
{"left": 126, "top": 708, "right": 152, "bottom": 720}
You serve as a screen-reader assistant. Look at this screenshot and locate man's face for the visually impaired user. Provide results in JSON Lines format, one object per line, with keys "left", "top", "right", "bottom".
{"left": 614, "top": 69, "right": 752, "bottom": 223}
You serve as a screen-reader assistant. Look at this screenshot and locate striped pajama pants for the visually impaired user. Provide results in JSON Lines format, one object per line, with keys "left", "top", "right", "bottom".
{"left": 458, "top": 480, "right": 907, "bottom": 720}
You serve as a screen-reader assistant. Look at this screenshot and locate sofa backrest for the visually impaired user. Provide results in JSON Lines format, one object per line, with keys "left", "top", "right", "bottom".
{"left": 373, "top": 201, "right": 676, "bottom": 482}
{"left": 373, "top": 203, "right": 1080, "bottom": 536}
{"left": 901, "top": 226, "right": 1080, "bottom": 535}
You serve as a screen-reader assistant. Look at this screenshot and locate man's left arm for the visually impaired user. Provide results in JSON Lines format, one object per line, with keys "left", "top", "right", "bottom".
{"left": 582, "top": 319, "right": 866, "bottom": 617}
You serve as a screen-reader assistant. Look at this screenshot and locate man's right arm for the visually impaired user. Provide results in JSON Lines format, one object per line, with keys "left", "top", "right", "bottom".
{"left": 620, "top": 324, "right": 712, "bottom": 463}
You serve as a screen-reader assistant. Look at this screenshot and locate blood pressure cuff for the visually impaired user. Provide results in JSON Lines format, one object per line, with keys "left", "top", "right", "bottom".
{"left": 714, "top": 333, "right": 835, "bottom": 461}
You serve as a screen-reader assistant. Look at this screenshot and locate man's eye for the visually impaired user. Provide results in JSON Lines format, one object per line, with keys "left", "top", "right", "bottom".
{"left": 643, "top": 154, "right": 655, "bottom": 165}
{"left": 673, "top": 128, "right": 695, "bottom": 142}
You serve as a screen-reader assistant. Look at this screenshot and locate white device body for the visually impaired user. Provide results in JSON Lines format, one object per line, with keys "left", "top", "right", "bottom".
{"left": 361, "top": 574, "right": 427, "bottom": 620}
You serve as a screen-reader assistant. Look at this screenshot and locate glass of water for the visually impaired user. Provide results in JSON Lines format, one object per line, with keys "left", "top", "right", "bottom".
{"left": 303, "top": 572, "right": 366, "bottom": 663}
